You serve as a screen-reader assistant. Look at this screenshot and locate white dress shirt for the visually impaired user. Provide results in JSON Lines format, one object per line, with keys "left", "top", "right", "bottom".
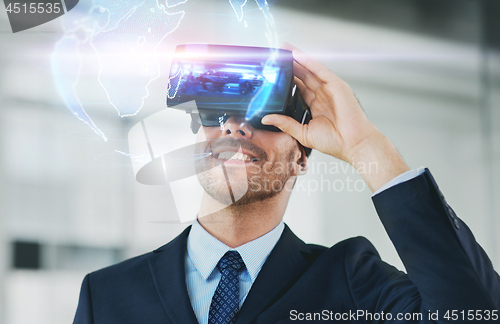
{"left": 186, "top": 220, "right": 285, "bottom": 324}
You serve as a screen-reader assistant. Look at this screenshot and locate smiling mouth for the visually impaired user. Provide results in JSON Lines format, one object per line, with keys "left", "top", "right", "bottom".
{"left": 212, "top": 151, "right": 260, "bottom": 162}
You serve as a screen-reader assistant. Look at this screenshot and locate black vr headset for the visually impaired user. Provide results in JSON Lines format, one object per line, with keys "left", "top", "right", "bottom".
{"left": 166, "top": 44, "right": 311, "bottom": 134}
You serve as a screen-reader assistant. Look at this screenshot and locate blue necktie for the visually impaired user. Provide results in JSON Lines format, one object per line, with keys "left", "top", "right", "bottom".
{"left": 208, "top": 251, "right": 245, "bottom": 324}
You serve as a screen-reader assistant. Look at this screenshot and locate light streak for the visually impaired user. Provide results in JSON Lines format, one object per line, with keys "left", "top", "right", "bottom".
{"left": 229, "top": 0, "right": 249, "bottom": 22}
{"left": 167, "top": 68, "right": 183, "bottom": 99}
{"left": 244, "top": 0, "right": 280, "bottom": 121}
{"left": 115, "top": 150, "right": 151, "bottom": 163}
{"left": 166, "top": 0, "right": 188, "bottom": 8}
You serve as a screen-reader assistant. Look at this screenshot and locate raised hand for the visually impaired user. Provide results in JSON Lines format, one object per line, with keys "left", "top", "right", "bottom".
{"left": 262, "top": 43, "right": 409, "bottom": 192}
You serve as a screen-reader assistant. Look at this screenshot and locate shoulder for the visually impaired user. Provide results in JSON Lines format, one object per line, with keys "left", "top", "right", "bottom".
{"left": 304, "top": 235, "right": 378, "bottom": 262}
{"left": 86, "top": 226, "right": 191, "bottom": 289}
{"left": 87, "top": 251, "right": 154, "bottom": 285}
{"left": 304, "top": 236, "right": 402, "bottom": 283}
{"left": 283, "top": 224, "right": 380, "bottom": 268}
{"left": 313, "top": 236, "right": 409, "bottom": 301}
{"left": 318, "top": 235, "right": 396, "bottom": 276}
{"left": 297, "top": 235, "right": 384, "bottom": 279}
{"left": 83, "top": 249, "right": 169, "bottom": 302}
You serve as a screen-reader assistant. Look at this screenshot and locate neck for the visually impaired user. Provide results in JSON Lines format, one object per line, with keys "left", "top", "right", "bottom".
{"left": 197, "top": 186, "right": 292, "bottom": 248}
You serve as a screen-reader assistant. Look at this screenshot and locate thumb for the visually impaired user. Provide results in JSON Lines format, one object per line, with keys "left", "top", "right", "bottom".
{"left": 261, "top": 114, "right": 307, "bottom": 145}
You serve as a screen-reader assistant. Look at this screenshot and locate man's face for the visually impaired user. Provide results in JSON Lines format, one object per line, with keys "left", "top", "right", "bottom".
{"left": 194, "top": 116, "right": 304, "bottom": 206}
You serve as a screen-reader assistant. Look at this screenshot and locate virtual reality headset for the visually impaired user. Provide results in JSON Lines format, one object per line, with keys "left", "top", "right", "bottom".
{"left": 166, "top": 44, "right": 311, "bottom": 133}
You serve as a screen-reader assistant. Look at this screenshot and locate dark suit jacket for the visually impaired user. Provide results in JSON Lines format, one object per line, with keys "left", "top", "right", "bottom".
{"left": 73, "top": 169, "right": 500, "bottom": 323}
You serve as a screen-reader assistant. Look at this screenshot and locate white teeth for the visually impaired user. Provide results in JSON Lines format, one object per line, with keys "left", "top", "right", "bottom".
{"left": 215, "top": 151, "right": 258, "bottom": 162}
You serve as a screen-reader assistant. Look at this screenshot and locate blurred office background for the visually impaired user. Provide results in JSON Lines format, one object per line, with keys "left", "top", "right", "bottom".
{"left": 1, "top": 0, "right": 499, "bottom": 323}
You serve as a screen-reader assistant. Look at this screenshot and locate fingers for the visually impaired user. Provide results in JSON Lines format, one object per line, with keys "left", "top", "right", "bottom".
{"left": 283, "top": 42, "right": 341, "bottom": 85}
{"left": 292, "top": 48, "right": 338, "bottom": 84}
{"left": 285, "top": 43, "right": 323, "bottom": 91}
{"left": 294, "top": 77, "right": 315, "bottom": 108}
{"left": 293, "top": 61, "right": 322, "bottom": 92}
{"left": 281, "top": 41, "right": 297, "bottom": 52}
{"left": 261, "top": 114, "right": 306, "bottom": 145}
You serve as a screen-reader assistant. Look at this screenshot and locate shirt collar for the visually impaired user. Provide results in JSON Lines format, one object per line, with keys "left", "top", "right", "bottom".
{"left": 187, "top": 220, "right": 285, "bottom": 283}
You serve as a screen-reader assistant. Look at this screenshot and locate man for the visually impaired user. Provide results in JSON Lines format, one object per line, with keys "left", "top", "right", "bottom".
{"left": 73, "top": 44, "right": 500, "bottom": 323}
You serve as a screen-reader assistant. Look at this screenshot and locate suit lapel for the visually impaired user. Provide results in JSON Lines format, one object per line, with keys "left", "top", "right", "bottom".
{"left": 148, "top": 226, "right": 199, "bottom": 324}
{"left": 235, "top": 225, "right": 311, "bottom": 324}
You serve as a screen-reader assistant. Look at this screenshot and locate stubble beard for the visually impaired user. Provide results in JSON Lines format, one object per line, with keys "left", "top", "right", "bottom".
{"left": 195, "top": 140, "right": 295, "bottom": 207}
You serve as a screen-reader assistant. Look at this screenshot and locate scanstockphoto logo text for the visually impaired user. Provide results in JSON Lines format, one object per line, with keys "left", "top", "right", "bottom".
{"left": 3, "top": 0, "right": 79, "bottom": 33}
{"left": 248, "top": 158, "right": 378, "bottom": 195}
{"left": 294, "top": 158, "right": 377, "bottom": 195}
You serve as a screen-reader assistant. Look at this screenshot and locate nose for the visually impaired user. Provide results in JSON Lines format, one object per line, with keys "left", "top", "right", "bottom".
{"left": 222, "top": 116, "right": 253, "bottom": 139}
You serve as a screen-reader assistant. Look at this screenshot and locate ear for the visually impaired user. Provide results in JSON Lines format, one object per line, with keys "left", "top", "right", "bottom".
{"left": 290, "top": 143, "right": 308, "bottom": 177}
